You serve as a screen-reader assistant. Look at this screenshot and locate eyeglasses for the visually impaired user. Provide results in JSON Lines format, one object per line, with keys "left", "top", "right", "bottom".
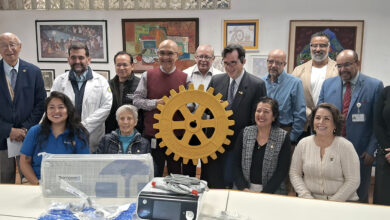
{"left": 222, "top": 60, "right": 240, "bottom": 67}
{"left": 195, "top": 55, "right": 213, "bottom": 61}
{"left": 267, "top": 60, "right": 285, "bottom": 66}
{"left": 157, "top": 50, "right": 177, "bottom": 57}
{"left": 0, "top": 42, "right": 19, "bottom": 50}
{"left": 310, "top": 44, "right": 329, "bottom": 48}
{"left": 336, "top": 61, "right": 356, "bottom": 69}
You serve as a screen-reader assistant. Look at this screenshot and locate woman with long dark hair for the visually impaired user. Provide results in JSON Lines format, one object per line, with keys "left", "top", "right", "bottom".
{"left": 20, "top": 91, "right": 89, "bottom": 185}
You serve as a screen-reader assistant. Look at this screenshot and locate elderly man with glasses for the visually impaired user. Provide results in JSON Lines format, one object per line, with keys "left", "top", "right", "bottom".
{"left": 262, "top": 49, "right": 306, "bottom": 145}
{"left": 133, "top": 39, "right": 191, "bottom": 177}
{"left": 183, "top": 44, "right": 223, "bottom": 90}
{"left": 0, "top": 32, "right": 46, "bottom": 183}
{"left": 292, "top": 32, "right": 338, "bottom": 138}
{"left": 201, "top": 43, "right": 267, "bottom": 189}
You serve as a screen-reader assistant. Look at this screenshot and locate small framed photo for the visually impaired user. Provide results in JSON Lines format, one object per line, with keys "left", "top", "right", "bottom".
{"left": 223, "top": 19, "right": 259, "bottom": 50}
{"left": 41, "top": 69, "right": 55, "bottom": 91}
{"left": 35, "top": 20, "right": 108, "bottom": 63}
{"left": 248, "top": 55, "right": 268, "bottom": 78}
{"left": 94, "top": 70, "right": 110, "bottom": 80}
{"left": 212, "top": 55, "right": 225, "bottom": 73}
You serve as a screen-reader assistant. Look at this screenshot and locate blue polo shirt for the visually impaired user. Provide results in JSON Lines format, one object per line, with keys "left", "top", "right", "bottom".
{"left": 20, "top": 124, "right": 90, "bottom": 179}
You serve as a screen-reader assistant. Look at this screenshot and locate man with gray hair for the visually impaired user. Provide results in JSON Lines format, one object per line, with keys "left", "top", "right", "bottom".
{"left": 51, "top": 42, "right": 112, "bottom": 153}
{"left": 0, "top": 32, "right": 46, "bottom": 183}
{"left": 292, "top": 32, "right": 338, "bottom": 136}
{"left": 183, "top": 44, "right": 223, "bottom": 90}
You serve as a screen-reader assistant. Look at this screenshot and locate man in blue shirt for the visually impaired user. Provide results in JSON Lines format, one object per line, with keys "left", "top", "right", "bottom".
{"left": 262, "top": 49, "right": 306, "bottom": 144}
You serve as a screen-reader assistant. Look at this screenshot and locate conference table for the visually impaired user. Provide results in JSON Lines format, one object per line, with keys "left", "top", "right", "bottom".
{"left": 0, "top": 184, "right": 388, "bottom": 219}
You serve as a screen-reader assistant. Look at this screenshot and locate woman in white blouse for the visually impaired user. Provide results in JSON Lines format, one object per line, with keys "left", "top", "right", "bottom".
{"left": 289, "top": 103, "right": 360, "bottom": 202}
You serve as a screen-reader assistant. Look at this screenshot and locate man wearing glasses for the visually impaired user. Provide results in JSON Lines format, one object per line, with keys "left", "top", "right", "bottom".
{"left": 133, "top": 39, "right": 191, "bottom": 177}
{"left": 201, "top": 44, "right": 266, "bottom": 188}
{"left": 318, "top": 49, "right": 383, "bottom": 203}
{"left": 292, "top": 32, "right": 338, "bottom": 137}
{"left": 0, "top": 32, "right": 46, "bottom": 183}
{"left": 262, "top": 49, "right": 306, "bottom": 145}
{"left": 105, "top": 51, "right": 141, "bottom": 134}
{"left": 183, "top": 44, "right": 223, "bottom": 90}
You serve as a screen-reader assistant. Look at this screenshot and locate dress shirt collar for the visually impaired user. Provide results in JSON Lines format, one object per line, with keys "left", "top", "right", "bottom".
{"left": 3, "top": 59, "right": 20, "bottom": 77}
{"left": 342, "top": 72, "right": 360, "bottom": 86}
{"left": 266, "top": 71, "right": 286, "bottom": 84}
{"left": 160, "top": 66, "right": 176, "bottom": 74}
{"left": 230, "top": 69, "right": 245, "bottom": 86}
{"left": 192, "top": 65, "right": 213, "bottom": 77}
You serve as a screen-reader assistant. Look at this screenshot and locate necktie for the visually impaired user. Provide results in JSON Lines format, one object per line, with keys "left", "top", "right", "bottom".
{"left": 228, "top": 80, "right": 236, "bottom": 104}
{"left": 342, "top": 82, "right": 351, "bottom": 136}
{"left": 10, "top": 69, "right": 17, "bottom": 90}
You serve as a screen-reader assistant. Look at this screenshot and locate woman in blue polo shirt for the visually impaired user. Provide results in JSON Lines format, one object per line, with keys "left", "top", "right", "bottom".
{"left": 20, "top": 91, "right": 90, "bottom": 185}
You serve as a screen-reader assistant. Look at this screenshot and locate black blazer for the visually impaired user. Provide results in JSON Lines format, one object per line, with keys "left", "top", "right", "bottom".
{"left": 202, "top": 71, "right": 267, "bottom": 188}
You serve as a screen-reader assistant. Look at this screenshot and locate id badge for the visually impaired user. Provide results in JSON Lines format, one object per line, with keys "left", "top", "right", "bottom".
{"left": 352, "top": 114, "right": 365, "bottom": 122}
{"left": 151, "top": 138, "right": 157, "bottom": 149}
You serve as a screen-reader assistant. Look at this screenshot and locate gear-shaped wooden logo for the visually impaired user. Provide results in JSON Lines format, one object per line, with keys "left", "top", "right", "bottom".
{"left": 153, "top": 83, "right": 235, "bottom": 165}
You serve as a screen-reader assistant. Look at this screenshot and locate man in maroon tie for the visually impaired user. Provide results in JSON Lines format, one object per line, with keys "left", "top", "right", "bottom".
{"left": 318, "top": 49, "right": 384, "bottom": 203}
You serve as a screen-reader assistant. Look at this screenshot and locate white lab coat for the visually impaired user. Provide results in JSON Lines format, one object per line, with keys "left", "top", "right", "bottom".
{"left": 51, "top": 70, "right": 112, "bottom": 152}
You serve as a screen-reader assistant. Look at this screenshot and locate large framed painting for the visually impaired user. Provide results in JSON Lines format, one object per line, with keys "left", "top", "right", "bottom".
{"left": 35, "top": 20, "right": 108, "bottom": 63}
{"left": 223, "top": 19, "right": 259, "bottom": 50}
{"left": 122, "top": 18, "right": 199, "bottom": 73}
{"left": 287, "top": 20, "right": 364, "bottom": 73}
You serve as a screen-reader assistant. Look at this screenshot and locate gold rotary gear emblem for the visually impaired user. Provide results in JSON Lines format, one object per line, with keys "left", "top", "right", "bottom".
{"left": 153, "top": 83, "right": 235, "bottom": 165}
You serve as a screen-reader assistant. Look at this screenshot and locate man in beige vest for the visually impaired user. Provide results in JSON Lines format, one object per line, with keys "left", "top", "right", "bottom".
{"left": 292, "top": 32, "right": 338, "bottom": 134}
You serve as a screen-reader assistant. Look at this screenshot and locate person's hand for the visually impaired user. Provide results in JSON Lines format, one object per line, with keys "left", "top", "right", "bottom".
{"left": 9, "top": 128, "right": 26, "bottom": 142}
{"left": 360, "top": 152, "right": 375, "bottom": 165}
{"left": 243, "top": 188, "right": 251, "bottom": 192}
{"left": 384, "top": 148, "right": 390, "bottom": 163}
{"left": 156, "top": 99, "right": 165, "bottom": 106}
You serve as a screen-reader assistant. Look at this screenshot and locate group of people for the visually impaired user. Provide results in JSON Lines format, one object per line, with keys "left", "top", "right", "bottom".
{"left": 0, "top": 31, "right": 389, "bottom": 206}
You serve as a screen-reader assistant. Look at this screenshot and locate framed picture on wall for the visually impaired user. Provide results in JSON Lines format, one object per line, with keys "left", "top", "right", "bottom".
{"left": 249, "top": 55, "right": 268, "bottom": 78}
{"left": 41, "top": 69, "right": 55, "bottom": 91}
{"left": 94, "top": 70, "right": 110, "bottom": 80}
{"left": 287, "top": 20, "right": 364, "bottom": 73}
{"left": 122, "top": 18, "right": 199, "bottom": 73}
{"left": 223, "top": 19, "right": 259, "bottom": 50}
{"left": 35, "top": 20, "right": 108, "bottom": 63}
{"left": 212, "top": 55, "right": 225, "bottom": 73}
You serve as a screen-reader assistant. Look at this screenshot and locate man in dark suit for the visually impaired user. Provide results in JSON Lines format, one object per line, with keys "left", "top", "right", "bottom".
{"left": 0, "top": 32, "right": 46, "bottom": 183}
{"left": 201, "top": 44, "right": 267, "bottom": 188}
{"left": 318, "top": 49, "right": 383, "bottom": 203}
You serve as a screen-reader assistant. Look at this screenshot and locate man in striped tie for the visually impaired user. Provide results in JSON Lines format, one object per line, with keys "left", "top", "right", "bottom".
{"left": 318, "top": 49, "right": 383, "bottom": 203}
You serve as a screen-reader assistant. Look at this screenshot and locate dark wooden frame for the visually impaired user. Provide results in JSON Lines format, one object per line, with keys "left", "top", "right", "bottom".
{"left": 35, "top": 20, "right": 108, "bottom": 63}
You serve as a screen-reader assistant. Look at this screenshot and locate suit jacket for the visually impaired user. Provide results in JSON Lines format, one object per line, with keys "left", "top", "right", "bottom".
{"left": 202, "top": 71, "right": 267, "bottom": 188}
{"left": 318, "top": 73, "right": 383, "bottom": 156}
{"left": 0, "top": 59, "right": 46, "bottom": 150}
{"left": 292, "top": 58, "right": 338, "bottom": 127}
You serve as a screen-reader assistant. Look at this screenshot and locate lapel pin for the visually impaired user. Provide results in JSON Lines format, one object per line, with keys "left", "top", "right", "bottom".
{"left": 238, "top": 91, "right": 243, "bottom": 95}
{"left": 23, "top": 69, "right": 26, "bottom": 72}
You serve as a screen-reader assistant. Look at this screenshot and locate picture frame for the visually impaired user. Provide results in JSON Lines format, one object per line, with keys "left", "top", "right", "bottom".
{"left": 122, "top": 18, "right": 199, "bottom": 73}
{"left": 248, "top": 55, "right": 268, "bottom": 78}
{"left": 94, "top": 70, "right": 110, "bottom": 80}
{"left": 223, "top": 19, "right": 259, "bottom": 50}
{"left": 41, "top": 69, "right": 55, "bottom": 91}
{"left": 212, "top": 55, "right": 224, "bottom": 73}
{"left": 35, "top": 20, "right": 108, "bottom": 63}
{"left": 287, "top": 20, "right": 364, "bottom": 73}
